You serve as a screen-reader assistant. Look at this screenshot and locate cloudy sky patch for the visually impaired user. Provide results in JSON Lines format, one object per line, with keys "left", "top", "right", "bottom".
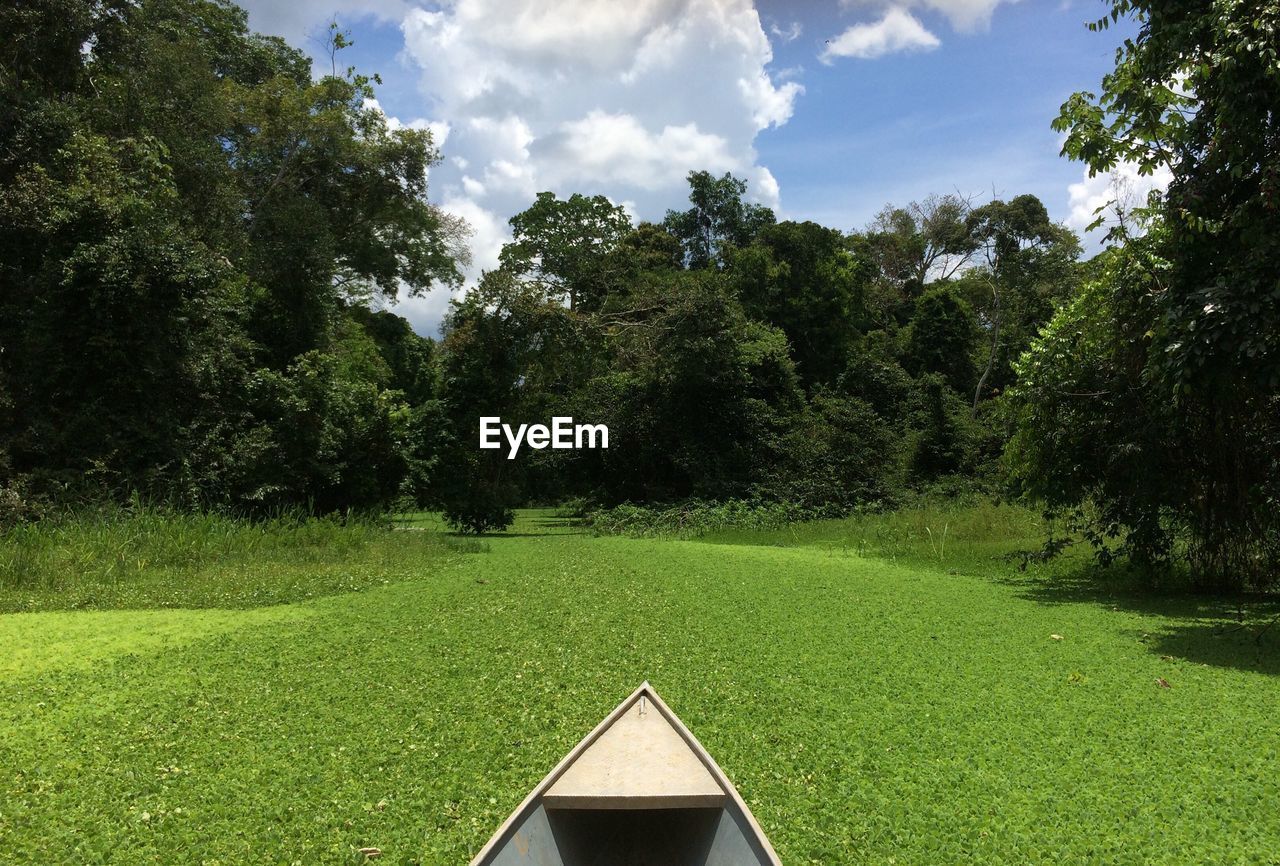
{"left": 239, "top": 0, "right": 1143, "bottom": 334}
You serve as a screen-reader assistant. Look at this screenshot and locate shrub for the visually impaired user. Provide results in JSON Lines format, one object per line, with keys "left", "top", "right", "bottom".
{"left": 909, "top": 374, "right": 974, "bottom": 482}
{"left": 442, "top": 492, "right": 516, "bottom": 535}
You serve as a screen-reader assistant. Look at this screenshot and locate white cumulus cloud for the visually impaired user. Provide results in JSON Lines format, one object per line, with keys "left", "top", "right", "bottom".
{"left": 363, "top": 98, "right": 450, "bottom": 147}
{"left": 841, "top": 0, "right": 1020, "bottom": 32}
{"left": 1066, "top": 161, "right": 1173, "bottom": 237}
{"left": 824, "top": 0, "right": 1020, "bottom": 63}
{"left": 241, "top": 0, "right": 802, "bottom": 334}
{"left": 399, "top": 0, "right": 798, "bottom": 241}
{"left": 547, "top": 111, "right": 738, "bottom": 190}
{"left": 822, "top": 8, "right": 941, "bottom": 62}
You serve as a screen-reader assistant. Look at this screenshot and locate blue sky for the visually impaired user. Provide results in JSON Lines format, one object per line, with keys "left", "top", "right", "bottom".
{"left": 754, "top": 1, "right": 1132, "bottom": 225}
{"left": 239, "top": 0, "right": 1146, "bottom": 335}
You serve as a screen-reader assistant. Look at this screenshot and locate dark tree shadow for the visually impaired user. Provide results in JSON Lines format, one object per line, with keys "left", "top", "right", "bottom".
{"left": 450, "top": 530, "right": 579, "bottom": 538}
{"left": 1002, "top": 565, "right": 1280, "bottom": 676}
{"left": 1145, "top": 621, "right": 1280, "bottom": 676}
{"left": 446, "top": 516, "right": 588, "bottom": 539}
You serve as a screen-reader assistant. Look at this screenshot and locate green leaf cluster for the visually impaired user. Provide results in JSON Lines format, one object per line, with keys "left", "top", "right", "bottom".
{"left": 1013, "top": 0, "right": 1280, "bottom": 590}
{"left": 0, "top": 0, "right": 463, "bottom": 515}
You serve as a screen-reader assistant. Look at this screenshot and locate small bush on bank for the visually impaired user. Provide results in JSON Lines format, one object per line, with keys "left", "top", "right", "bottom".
{"left": 443, "top": 501, "right": 516, "bottom": 535}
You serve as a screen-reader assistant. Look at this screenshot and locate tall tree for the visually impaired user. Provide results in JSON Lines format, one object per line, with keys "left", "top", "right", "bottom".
{"left": 663, "top": 170, "right": 775, "bottom": 269}
{"left": 865, "top": 194, "right": 976, "bottom": 292}
{"left": 0, "top": 0, "right": 463, "bottom": 511}
{"left": 576, "top": 269, "right": 801, "bottom": 503}
{"left": 1012, "top": 0, "right": 1280, "bottom": 589}
{"left": 902, "top": 285, "right": 978, "bottom": 396}
{"left": 499, "top": 191, "right": 631, "bottom": 312}
{"left": 731, "top": 220, "right": 870, "bottom": 387}
{"left": 964, "top": 195, "right": 1080, "bottom": 411}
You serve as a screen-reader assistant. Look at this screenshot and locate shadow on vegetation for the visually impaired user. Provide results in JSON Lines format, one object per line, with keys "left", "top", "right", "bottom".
{"left": 448, "top": 531, "right": 568, "bottom": 539}
{"left": 392, "top": 513, "right": 586, "bottom": 539}
{"left": 446, "top": 517, "right": 588, "bottom": 540}
{"left": 1005, "top": 566, "right": 1280, "bottom": 676}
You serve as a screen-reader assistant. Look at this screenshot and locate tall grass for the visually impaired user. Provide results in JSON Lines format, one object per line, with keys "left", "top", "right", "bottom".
{"left": 1, "top": 508, "right": 376, "bottom": 590}
{"left": 615, "top": 497, "right": 1093, "bottom": 579}
{"left": 0, "top": 506, "right": 467, "bottom": 611}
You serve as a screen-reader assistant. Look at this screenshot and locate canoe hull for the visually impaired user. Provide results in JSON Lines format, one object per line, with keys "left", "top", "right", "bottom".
{"left": 471, "top": 683, "right": 781, "bottom": 866}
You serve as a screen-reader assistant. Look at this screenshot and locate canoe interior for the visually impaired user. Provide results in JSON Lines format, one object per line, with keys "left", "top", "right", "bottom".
{"left": 484, "top": 803, "right": 777, "bottom": 866}
{"left": 472, "top": 684, "right": 780, "bottom": 865}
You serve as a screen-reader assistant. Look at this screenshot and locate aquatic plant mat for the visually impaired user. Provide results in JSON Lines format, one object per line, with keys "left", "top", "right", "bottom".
{"left": 2, "top": 508, "right": 1277, "bottom": 863}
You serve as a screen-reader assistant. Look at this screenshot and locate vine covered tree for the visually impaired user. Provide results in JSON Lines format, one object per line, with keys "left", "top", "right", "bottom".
{"left": 1010, "top": 0, "right": 1280, "bottom": 589}
{"left": 0, "top": 0, "right": 464, "bottom": 512}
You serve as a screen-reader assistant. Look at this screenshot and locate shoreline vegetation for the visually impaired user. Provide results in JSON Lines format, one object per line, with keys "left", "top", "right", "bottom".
{"left": 2, "top": 0, "right": 1276, "bottom": 590}
{"left": 3, "top": 499, "right": 1270, "bottom": 612}
{"left": 0, "top": 506, "right": 477, "bottom": 613}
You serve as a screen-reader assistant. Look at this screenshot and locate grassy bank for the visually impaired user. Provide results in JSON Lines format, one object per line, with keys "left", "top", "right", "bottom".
{"left": 701, "top": 498, "right": 1073, "bottom": 570}
{"left": 1, "top": 508, "right": 1277, "bottom": 863}
{"left": 0, "top": 508, "right": 475, "bottom": 612}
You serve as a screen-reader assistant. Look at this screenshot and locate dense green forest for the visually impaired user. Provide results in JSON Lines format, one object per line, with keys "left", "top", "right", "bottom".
{"left": 2, "top": 0, "right": 1276, "bottom": 591}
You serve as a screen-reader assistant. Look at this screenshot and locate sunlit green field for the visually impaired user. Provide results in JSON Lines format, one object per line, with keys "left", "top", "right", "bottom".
{"left": 2, "top": 508, "right": 1277, "bottom": 863}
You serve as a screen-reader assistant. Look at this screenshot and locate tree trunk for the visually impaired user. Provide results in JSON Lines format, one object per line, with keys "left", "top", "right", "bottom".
{"left": 973, "top": 283, "right": 1001, "bottom": 415}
